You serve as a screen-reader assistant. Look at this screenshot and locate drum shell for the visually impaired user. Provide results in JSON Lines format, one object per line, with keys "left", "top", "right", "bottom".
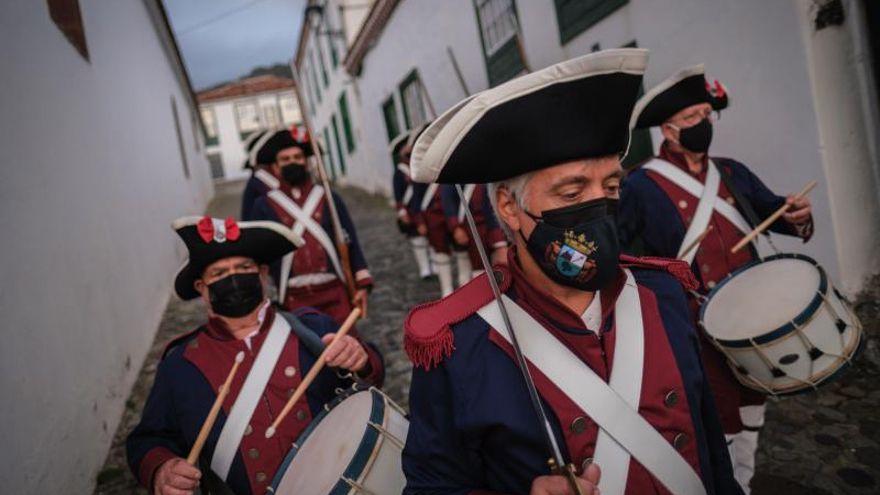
{"left": 699, "top": 254, "right": 862, "bottom": 396}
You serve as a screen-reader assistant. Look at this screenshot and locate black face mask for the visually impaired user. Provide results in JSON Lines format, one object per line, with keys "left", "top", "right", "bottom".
{"left": 676, "top": 117, "right": 713, "bottom": 153}
{"left": 207, "top": 272, "right": 264, "bottom": 318}
{"left": 280, "top": 164, "right": 309, "bottom": 185}
{"left": 520, "top": 198, "right": 620, "bottom": 292}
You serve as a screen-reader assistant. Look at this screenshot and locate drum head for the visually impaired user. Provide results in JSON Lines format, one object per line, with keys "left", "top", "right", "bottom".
{"left": 275, "top": 391, "right": 373, "bottom": 495}
{"left": 703, "top": 257, "right": 821, "bottom": 342}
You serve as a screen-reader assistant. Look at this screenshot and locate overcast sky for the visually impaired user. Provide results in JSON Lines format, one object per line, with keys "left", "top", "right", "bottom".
{"left": 163, "top": 0, "right": 305, "bottom": 90}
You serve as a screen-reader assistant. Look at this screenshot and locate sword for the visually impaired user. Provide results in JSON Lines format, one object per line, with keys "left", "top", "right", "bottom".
{"left": 454, "top": 184, "right": 583, "bottom": 495}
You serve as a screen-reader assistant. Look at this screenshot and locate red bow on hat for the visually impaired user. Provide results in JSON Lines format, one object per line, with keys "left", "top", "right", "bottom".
{"left": 290, "top": 126, "right": 310, "bottom": 143}
{"left": 197, "top": 216, "right": 241, "bottom": 243}
{"left": 706, "top": 79, "right": 726, "bottom": 98}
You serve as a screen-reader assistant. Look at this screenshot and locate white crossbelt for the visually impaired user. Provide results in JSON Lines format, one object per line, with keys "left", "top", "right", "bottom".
{"left": 477, "top": 270, "right": 706, "bottom": 495}
{"left": 643, "top": 159, "right": 753, "bottom": 264}
{"left": 420, "top": 183, "right": 439, "bottom": 212}
{"left": 254, "top": 168, "right": 280, "bottom": 190}
{"left": 456, "top": 184, "right": 477, "bottom": 223}
{"left": 268, "top": 188, "right": 344, "bottom": 304}
{"left": 398, "top": 163, "right": 414, "bottom": 206}
{"left": 210, "top": 313, "right": 290, "bottom": 480}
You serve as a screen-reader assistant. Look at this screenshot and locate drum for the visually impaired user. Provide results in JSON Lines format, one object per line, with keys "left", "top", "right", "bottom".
{"left": 268, "top": 387, "right": 409, "bottom": 495}
{"left": 699, "top": 253, "right": 862, "bottom": 396}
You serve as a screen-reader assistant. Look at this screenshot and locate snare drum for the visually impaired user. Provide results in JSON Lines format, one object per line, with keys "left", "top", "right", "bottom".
{"left": 268, "top": 387, "right": 409, "bottom": 495}
{"left": 699, "top": 253, "right": 862, "bottom": 396}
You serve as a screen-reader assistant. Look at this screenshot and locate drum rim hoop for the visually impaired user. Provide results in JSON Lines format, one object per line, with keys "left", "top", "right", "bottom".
{"left": 699, "top": 253, "right": 828, "bottom": 348}
{"left": 269, "top": 388, "right": 386, "bottom": 491}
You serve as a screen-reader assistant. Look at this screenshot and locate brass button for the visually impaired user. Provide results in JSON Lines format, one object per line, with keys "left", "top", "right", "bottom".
{"left": 701, "top": 264, "right": 711, "bottom": 274}
{"left": 570, "top": 416, "right": 587, "bottom": 435}
{"left": 678, "top": 200, "right": 688, "bottom": 209}
{"left": 726, "top": 197, "right": 736, "bottom": 205}
{"left": 707, "top": 280, "right": 716, "bottom": 289}
{"left": 296, "top": 409, "right": 307, "bottom": 421}
{"left": 255, "top": 472, "right": 267, "bottom": 483}
{"left": 284, "top": 366, "right": 297, "bottom": 377}
{"left": 673, "top": 432, "right": 689, "bottom": 451}
{"left": 287, "top": 388, "right": 295, "bottom": 398}
{"left": 664, "top": 390, "right": 679, "bottom": 407}
{"left": 244, "top": 424, "right": 253, "bottom": 436}
{"left": 580, "top": 457, "right": 593, "bottom": 473}
{"left": 248, "top": 448, "right": 259, "bottom": 459}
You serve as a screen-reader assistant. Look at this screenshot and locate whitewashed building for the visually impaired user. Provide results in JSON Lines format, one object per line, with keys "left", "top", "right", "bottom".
{"left": 296, "top": 0, "right": 879, "bottom": 294}
{"left": 0, "top": 1, "right": 214, "bottom": 492}
{"left": 198, "top": 75, "right": 302, "bottom": 181}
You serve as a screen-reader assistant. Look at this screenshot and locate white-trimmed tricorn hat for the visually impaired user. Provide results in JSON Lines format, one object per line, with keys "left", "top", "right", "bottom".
{"left": 172, "top": 216, "right": 304, "bottom": 300}
{"left": 409, "top": 48, "right": 649, "bottom": 184}
{"left": 631, "top": 64, "right": 730, "bottom": 130}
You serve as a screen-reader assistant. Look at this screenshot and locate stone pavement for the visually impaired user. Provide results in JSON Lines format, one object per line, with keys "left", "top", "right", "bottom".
{"left": 94, "top": 181, "right": 879, "bottom": 494}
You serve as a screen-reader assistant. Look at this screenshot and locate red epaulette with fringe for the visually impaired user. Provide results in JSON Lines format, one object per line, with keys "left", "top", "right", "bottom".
{"left": 405, "top": 265, "right": 512, "bottom": 370}
{"left": 620, "top": 254, "right": 699, "bottom": 291}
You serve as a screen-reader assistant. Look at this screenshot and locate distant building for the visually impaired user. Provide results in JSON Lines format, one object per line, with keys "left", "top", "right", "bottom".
{"left": 197, "top": 75, "right": 302, "bottom": 180}
{"left": 0, "top": 0, "right": 214, "bottom": 492}
{"left": 295, "top": 0, "right": 880, "bottom": 293}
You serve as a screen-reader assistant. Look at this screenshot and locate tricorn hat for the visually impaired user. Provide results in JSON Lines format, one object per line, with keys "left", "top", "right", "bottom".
{"left": 631, "top": 64, "right": 729, "bottom": 129}
{"left": 410, "top": 49, "right": 648, "bottom": 184}
{"left": 172, "top": 216, "right": 303, "bottom": 300}
{"left": 256, "top": 127, "right": 314, "bottom": 166}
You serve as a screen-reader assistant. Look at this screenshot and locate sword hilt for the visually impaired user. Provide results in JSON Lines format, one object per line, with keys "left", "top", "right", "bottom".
{"left": 548, "top": 457, "right": 585, "bottom": 495}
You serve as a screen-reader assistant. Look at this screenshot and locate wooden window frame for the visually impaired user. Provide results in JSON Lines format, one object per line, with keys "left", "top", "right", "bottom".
{"left": 554, "top": 0, "right": 628, "bottom": 45}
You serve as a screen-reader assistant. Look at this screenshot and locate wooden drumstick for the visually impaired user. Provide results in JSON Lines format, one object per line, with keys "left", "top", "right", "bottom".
{"left": 187, "top": 351, "right": 245, "bottom": 465}
{"left": 679, "top": 225, "right": 714, "bottom": 260}
{"left": 730, "top": 180, "right": 816, "bottom": 254}
{"left": 265, "top": 307, "right": 361, "bottom": 439}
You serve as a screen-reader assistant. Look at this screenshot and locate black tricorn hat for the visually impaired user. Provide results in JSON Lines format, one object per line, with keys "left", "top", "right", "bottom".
{"left": 631, "top": 64, "right": 730, "bottom": 129}
{"left": 243, "top": 128, "right": 277, "bottom": 169}
{"left": 256, "top": 128, "right": 315, "bottom": 165}
{"left": 172, "top": 216, "right": 303, "bottom": 300}
{"left": 410, "top": 49, "right": 648, "bottom": 184}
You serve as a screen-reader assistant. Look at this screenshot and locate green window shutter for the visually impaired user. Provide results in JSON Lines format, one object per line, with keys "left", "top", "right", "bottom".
{"left": 338, "top": 92, "right": 356, "bottom": 153}
{"left": 474, "top": 0, "right": 525, "bottom": 88}
{"left": 323, "top": 127, "right": 337, "bottom": 180}
{"left": 554, "top": 0, "right": 628, "bottom": 45}
{"left": 382, "top": 97, "right": 400, "bottom": 142}
{"left": 331, "top": 114, "right": 346, "bottom": 174}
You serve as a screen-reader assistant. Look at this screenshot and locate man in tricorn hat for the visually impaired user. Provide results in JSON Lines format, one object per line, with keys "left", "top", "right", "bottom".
{"left": 619, "top": 65, "right": 813, "bottom": 493}
{"left": 391, "top": 128, "right": 434, "bottom": 279}
{"left": 240, "top": 128, "right": 282, "bottom": 221}
{"left": 127, "top": 216, "right": 383, "bottom": 495}
{"left": 402, "top": 50, "right": 740, "bottom": 495}
{"left": 251, "top": 129, "right": 373, "bottom": 324}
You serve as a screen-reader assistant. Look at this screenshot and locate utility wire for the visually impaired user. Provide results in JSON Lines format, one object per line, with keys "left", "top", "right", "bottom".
{"left": 176, "top": 0, "right": 274, "bottom": 35}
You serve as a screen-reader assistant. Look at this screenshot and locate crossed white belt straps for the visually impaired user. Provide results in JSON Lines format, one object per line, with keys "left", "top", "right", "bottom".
{"left": 254, "top": 169, "right": 280, "bottom": 190}
{"left": 477, "top": 270, "right": 706, "bottom": 495}
{"left": 267, "top": 188, "right": 344, "bottom": 302}
{"left": 642, "top": 159, "right": 753, "bottom": 265}
{"left": 397, "top": 163, "right": 414, "bottom": 206}
{"left": 420, "top": 183, "right": 440, "bottom": 212}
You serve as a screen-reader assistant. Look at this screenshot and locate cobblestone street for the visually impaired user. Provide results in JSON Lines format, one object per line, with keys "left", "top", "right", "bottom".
{"left": 94, "top": 181, "right": 878, "bottom": 494}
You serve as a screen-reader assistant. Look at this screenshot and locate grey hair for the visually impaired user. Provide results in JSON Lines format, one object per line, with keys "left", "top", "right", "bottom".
{"left": 487, "top": 172, "right": 533, "bottom": 241}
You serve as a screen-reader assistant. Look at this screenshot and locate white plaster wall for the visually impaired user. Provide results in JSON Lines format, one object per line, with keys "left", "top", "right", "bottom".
{"left": 0, "top": 1, "right": 213, "bottom": 492}
{"left": 515, "top": 0, "right": 863, "bottom": 291}
{"left": 342, "top": 0, "right": 489, "bottom": 196}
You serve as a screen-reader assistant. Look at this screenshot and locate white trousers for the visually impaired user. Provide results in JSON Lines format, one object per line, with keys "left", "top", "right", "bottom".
{"left": 725, "top": 404, "right": 766, "bottom": 494}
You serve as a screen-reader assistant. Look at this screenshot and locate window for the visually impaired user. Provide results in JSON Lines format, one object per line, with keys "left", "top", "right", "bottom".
{"left": 48, "top": 0, "right": 89, "bottom": 61}
{"left": 331, "top": 114, "right": 347, "bottom": 174}
{"left": 314, "top": 41, "right": 329, "bottom": 88}
{"left": 399, "top": 70, "right": 429, "bottom": 129}
{"left": 262, "top": 102, "right": 280, "bottom": 128}
{"left": 323, "top": 127, "right": 337, "bottom": 179}
{"left": 190, "top": 114, "right": 201, "bottom": 151}
{"left": 308, "top": 55, "right": 322, "bottom": 103}
{"left": 279, "top": 94, "right": 300, "bottom": 125}
{"left": 382, "top": 97, "right": 401, "bottom": 142}
{"left": 554, "top": 0, "right": 628, "bottom": 44}
{"left": 338, "top": 92, "right": 355, "bottom": 153}
{"left": 207, "top": 153, "right": 224, "bottom": 179}
{"left": 235, "top": 101, "right": 261, "bottom": 140}
{"left": 170, "top": 96, "right": 190, "bottom": 179}
{"left": 474, "top": 0, "right": 525, "bottom": 87}
{"left": 200, "top": 107, "right": 219, "bottom": 146}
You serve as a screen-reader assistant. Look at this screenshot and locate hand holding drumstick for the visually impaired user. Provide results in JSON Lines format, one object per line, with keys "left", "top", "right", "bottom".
{"left": 731, "top": 181, "right": 815, "bottom": 254}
